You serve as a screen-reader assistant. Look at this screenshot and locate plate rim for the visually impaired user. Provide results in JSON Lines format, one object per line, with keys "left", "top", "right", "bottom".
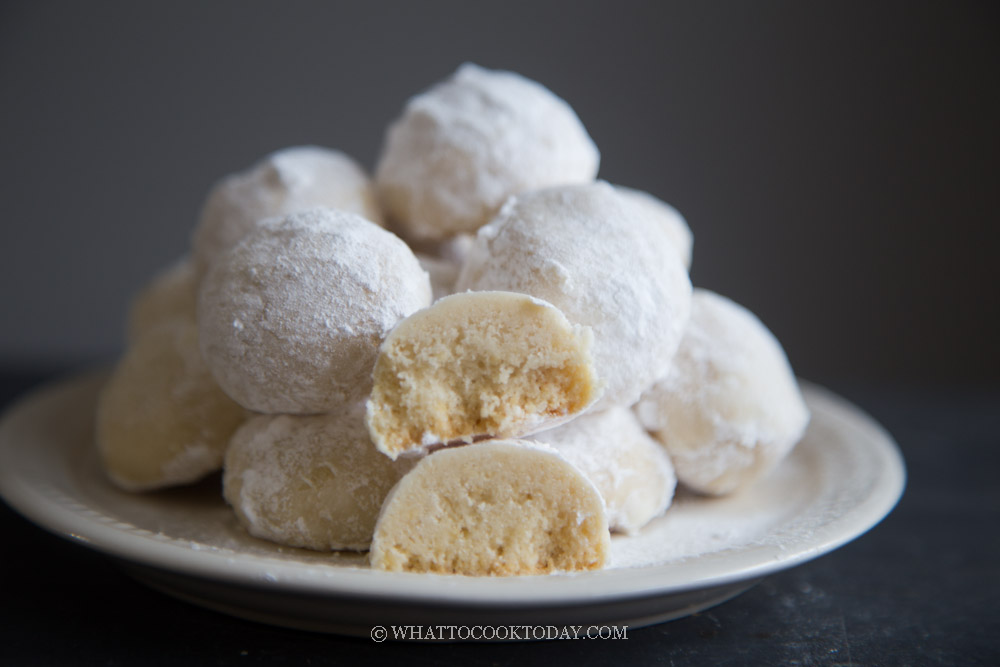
{"left": 0, "top": 372, "right": 906, "bottom": 607}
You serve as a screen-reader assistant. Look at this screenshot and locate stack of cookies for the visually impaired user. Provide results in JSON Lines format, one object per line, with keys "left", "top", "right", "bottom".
{"left": 96, "top": 64, "right": 809, "bottom": 576}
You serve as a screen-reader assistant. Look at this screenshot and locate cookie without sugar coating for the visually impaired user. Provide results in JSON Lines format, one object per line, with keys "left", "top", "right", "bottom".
{"left": 223, "top": 406, "right": 414, "bottom": 551}
{"left": 456, "top": 181, "right": 692, "bottom": 410}
{"left": 126, "top": 255, "right": 198, "bottom": 342}
{"left": 635, "top": 289, "right": 810, "bottom": 495}
{"left": 198, "top": 208, "right": 431, "bottom": 414}
{"left": 96, "top": 322, "right": 246, "bottom": 491}
{"left": 366, "top": 291, "right": 601, "bottom": 459}
{"left": 369, "top": 441, "right": 610, "bottom": 575}
{"left": 375, "top": 63, "right": 599, "bottom": 241}
{"left": 528, "top": 406, "right": 676, "bottom": 535}
{"left": 192, "top": 146, "right": 384, "bottom": 275}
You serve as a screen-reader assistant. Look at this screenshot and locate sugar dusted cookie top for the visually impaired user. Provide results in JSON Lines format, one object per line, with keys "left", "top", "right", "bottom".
{"left": 613, "top": 185, "right": 693, "bottom": 270}
{"left": 375, "top": 63, "right": 600, "bottom": 241}
{"left": 192, "top": 146, "right": 383, "bottom": 274}
{"left": 223, "top": 405, "right": 414, "bottom": 552}
{"left": 456, "top": 181, "right": 692, "bottom": 409}
{"left": 366, "top": 290, "right": 601, "bottom": 459}
{"left": 198, "top": 208, "right": 431, "bottom": 414}
{"left": 635, "top": 289, "right": 810, "bottom": 495}
{"left": 369, "top": 441, "right": 610, "bottom": 575}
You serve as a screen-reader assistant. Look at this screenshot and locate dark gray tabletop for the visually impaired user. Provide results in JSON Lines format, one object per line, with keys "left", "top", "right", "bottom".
{"left": 1, "top": 371, "right": 997, "bottom": 665}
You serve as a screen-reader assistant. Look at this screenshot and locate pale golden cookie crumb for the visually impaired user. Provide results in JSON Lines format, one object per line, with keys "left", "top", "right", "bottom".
{"left": 366, "top": 291, "right": 600, "bottom": 459}
{"left": 370, "top": 441, "right": 610, "bottom": 575}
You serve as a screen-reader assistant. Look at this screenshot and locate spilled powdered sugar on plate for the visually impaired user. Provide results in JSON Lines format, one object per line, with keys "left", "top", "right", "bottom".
{"left": 75, "top": 393, "right": 818, "bottom": 572}
{"left": 2, "top": 373, "right": 895, "bottom": 586}
{"left": 609, "top": 447, "right": 815, "bottom": 568}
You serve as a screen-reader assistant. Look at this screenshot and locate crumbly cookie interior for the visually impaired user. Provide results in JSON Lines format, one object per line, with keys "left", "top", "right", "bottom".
{"left": 367, "top": 291, "right": 599, "bottom": 458}
{"left": 370, "top": 442, "right": 610, "bottom": 575}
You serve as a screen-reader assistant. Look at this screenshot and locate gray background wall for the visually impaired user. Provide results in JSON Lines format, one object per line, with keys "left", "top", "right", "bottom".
{"left": 1, "top": 0, "right": 997, "bottom": 385}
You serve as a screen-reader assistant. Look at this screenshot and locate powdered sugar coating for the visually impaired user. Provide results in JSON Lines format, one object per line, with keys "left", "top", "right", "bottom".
{"left": 223, "top": 405, "right": 414, "bottom": 551}
{"left": 192, "top": 146, "right": 383, "bottom": 275}
{"left": 614, "top": 185, "right": 693, "bottom": 270}
{"left": 455, "top": 181, "right": 692, "bottom": 409}
{"left": 375, "top": 63, "right": 600, "bottom": 241}
{"left": 198, "top": 208, "right": 431, "bottom": 414}
{"left": 635, "top": 289, "right": 810, "bottom": 495}
{"left": 529, "top": 407, "right": 676, "bottom": 535}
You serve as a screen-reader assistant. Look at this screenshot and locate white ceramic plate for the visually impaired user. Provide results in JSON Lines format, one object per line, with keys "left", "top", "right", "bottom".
{"left": 0, "top": 373, "right": 904, "bottom": 635}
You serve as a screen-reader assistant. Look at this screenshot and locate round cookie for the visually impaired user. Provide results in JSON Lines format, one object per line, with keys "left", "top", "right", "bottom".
{"left": 635, "top": 289, "right": 810, "bottom": 495}
{"left": 126, "top": 255, "right": 198, "bottom": 342}
{"left": 456, "top": 181, "right": 692, "bottom": 409}
{"left": 369, "top": 441, "right": 610, "bottom": 575}
{"left": 223, "top": 406, "right": 414, "bottom": 551}
{"left": 96, "top": 322, "right": 246, "bottom": 491}
{"left": 192, "top": 146, "right": 383, "bottom": 274}
{"left": 614, "top": 185, "right": 693, "bottom": 270}
{"left": 366, "top": 291, "right": 601, "bottom": 459}
{"left": 198, "top": 208, "right": 431, "bottom": 414}
{"left": 528, "top": 407, "right": 676, "bottom": 535}
{"left": 375, "top": 63, "right": 600, "bottom": 241}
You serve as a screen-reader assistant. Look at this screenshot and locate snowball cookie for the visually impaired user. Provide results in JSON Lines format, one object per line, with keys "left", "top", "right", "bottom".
{"left": 192, "top": 146, "right": 384, "bottom": 275}
{"left": 198, "top": 208, "right": 432, "bottom": 414}
{"left": 370, "top": 441, "right": 610, "bottom": 575}
{"left": 528, "top": 407, "right": 676, "bottom": 535}
{"left": 375, "top": 63, "right": 600, "bottom": 241}
{"left": 456, "top": 181, "right": 692, "bottom": 409}
{"left": 96, "top": 322, "right": 246, "bottom": 491}
{"left": 366, "top": 291, "right": 601, "bottom": 460}
{"left": 126, "top": 256, "right": 198, "bottom": 342}
{"left": 223, "top": 406, "right": 415, "bottom": 551}
{"left": 635, "top": 289, "right": 810, "bottom": 495}
{"left": 614, "top": 185, "right": 693, "bottom": 270}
